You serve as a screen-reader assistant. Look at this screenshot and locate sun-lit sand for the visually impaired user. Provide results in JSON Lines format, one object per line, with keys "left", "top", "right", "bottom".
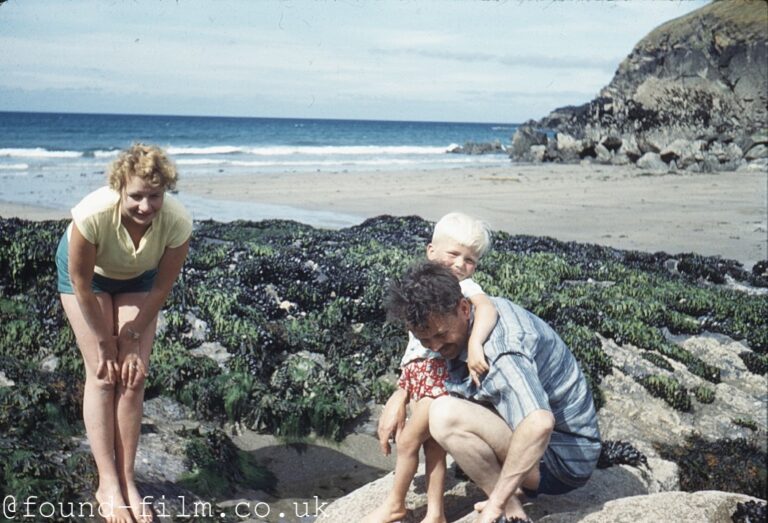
{"left": 2, "top": 163, "right": 766, "bottom": 267}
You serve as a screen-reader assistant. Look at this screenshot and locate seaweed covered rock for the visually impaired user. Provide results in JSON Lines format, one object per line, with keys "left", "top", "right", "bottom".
{"left": 1, "top": 215, "right": 766, "bottom": 520}
{"left": 656, "top": 434, "right": 766, "bottom": 499}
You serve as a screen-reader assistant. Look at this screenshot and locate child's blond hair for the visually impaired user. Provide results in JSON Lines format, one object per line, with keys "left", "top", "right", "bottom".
{"left": 432, "top": 212, "right": 492, "bottom": 258}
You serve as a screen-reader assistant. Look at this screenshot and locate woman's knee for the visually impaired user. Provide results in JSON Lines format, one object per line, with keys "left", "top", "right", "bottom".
{"left": 85, "top": 374, "right": 118, "bottom": 391}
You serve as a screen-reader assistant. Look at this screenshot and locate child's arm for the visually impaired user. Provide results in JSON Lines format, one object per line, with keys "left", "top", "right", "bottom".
{"left": 467, "top": 293, "right": 498, "bottom": 386}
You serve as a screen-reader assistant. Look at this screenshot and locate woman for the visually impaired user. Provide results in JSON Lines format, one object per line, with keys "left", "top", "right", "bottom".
{"left": 56, "top": 144, "right": 192, "bottom": 523}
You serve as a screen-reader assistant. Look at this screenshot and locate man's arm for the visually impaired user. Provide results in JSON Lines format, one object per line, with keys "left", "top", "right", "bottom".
{"left": 377, "top": 387, "right": 409, "bottom": 455}
{"left": 482, "top": 409, "right": 554, "bottom": 521}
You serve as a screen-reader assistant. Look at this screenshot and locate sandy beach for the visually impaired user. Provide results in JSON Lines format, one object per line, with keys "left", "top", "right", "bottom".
{"left": 2, "top": 163, "right": 766, "bottom": 268}
{"left": 6, "top": 163, "right": 764, "bottom": 267}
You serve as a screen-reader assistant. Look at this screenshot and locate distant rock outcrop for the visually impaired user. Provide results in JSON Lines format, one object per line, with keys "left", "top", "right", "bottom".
{"left": 512, "top": 0, "right": 768, "bottom": 173}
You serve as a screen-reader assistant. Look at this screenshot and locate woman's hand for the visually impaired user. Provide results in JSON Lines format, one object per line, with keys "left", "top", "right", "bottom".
{"left": 96, "top": 337, "right": 120, "bottom": 384}
{"left": 118, "top": 327, "right": 147, "bottom": 388}
{"left": 120, "top": 353, "right": 147, "bottom": 389}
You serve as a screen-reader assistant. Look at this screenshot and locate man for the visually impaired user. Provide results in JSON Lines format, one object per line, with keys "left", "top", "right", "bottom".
{"left": 379, "top": 261, "right": 601, "bottom": 523}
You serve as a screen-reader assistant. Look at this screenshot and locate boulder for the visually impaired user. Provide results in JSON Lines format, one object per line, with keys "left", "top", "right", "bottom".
{"left": 556, "top": 133, "right": 583, "bottom": 162}
{"left": 660, "top": 139, "right": 705, "bottom": 169}
{"left": 318, "top": 458, "right": 677, "bottom": 523}
{"left": 449, "top": 141, "right": 505, "bottom": 155}
{"left": 529, "top": 144, "right": 547, "bottom": 163}
{"left": 610, "top": 153, "right": 631, "bottom": 166}
{"left": 323, "top": 331, "right": 767, "bottom": 522}
{"left": 510, "top": 126, "right": 548, "bottom": 159}
{"left": 601, "top": 135, "right": 624, "bottom": 152}
{"left": 594, "top": 143, "right": 612, "bottom": 164}
{"left": 530, "top": 491, "right": 762, "bottom": 523}
{"left": 619, "top": 135, "right": 642, "bottom": 161}
{"left": 636, "top": 152, "right": 668, "bottom": 173}
{"left": 745, "top": 143, "right": 768, "bottom": 160}
{"left": 707, "top": 141, "right": 743, "bottom": 163}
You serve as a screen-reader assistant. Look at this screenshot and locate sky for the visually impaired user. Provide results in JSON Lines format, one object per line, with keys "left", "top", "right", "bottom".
{"left": 0, "top": 0, "right": 709, "bottom": 123}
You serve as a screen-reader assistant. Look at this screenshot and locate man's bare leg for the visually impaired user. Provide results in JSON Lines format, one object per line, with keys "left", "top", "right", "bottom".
{"left": 428, "top": 396, "right": 540, "bottom": 520}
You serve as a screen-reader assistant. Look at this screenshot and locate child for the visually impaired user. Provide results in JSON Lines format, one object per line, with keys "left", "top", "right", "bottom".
{"left": 364, "top": 212, "right": 498, "bottom": 523}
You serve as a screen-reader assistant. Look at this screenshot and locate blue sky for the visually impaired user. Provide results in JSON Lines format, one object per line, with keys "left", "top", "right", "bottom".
{"left": 0, "top": 0, "right": 708, "bottom": 123}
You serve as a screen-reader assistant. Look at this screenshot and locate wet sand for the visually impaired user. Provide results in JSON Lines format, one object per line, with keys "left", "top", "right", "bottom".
{"left": 2, "top": 163, "right": 766, "bottom": 267}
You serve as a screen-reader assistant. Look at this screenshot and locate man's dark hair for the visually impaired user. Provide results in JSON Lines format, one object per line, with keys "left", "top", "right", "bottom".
{"left": 385, "top": 261, "right": 463, "bottom": 329}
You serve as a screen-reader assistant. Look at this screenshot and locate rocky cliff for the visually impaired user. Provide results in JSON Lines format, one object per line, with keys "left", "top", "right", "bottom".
{"left": 513, "top": 0, "right": 768, "bottom": 173}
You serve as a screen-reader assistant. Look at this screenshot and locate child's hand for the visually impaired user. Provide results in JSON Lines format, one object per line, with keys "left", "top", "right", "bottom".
{"left": 467, "top": 340, "right": 489, "bottom": 386}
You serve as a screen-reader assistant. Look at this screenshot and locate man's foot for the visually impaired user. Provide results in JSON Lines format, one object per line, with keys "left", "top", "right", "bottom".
{"left": 419, "top": 512, "right": 447, "bottom": 523}
{"left": 473, "top": 496, "right": 530, "bottom": 522}
{"left": 95, "top": 488, "right": 133, "bottom": 523}
{"left": 124, "top": 481, "right": 154, "bottom": 523}
{"left": 361, "top": 501, "right": 408, "bottom": 523}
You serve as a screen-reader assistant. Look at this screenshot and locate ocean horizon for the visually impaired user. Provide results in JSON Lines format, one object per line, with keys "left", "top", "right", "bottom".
{"left": 0, "top": 111, "right": 517, "bottom": 226}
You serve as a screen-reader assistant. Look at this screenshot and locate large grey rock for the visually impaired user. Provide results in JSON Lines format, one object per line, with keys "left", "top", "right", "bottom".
{"left": 534, "top": 1, "right": 767, "bottom": 171}
{"left": 511, "top": 126, "right": 548, "bottom": 160}
{"left": 532, "top": 491, "right": 761, "bottom": 523}
{"left": 321, "top": 332, "right": 767, "bottom": 522}
{"left": 317, "top": 458, "right": 677, "bottom": 523}
{"left": 636, "top": 152, "right": 668, "bottom": 174}
{"left": 660, "top": 139, "right": 705, "bottom": 168}
{"left": 594, "top": 143, "right": 612, "bottom": 164}
{"left": 745, "top": 143, "right": 768, "bottom": 160}
{"left": 555, "top": 133, "right": 583, "bottom": 162}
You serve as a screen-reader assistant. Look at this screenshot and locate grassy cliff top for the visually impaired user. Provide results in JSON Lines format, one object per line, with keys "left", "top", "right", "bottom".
{"left": 641, "top": 0, "right": 767, "bottom": 49}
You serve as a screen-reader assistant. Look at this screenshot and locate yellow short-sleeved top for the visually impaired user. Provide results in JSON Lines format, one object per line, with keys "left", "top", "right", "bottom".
{"left": 68, "top": 186, "right": 193, "bottom": 280}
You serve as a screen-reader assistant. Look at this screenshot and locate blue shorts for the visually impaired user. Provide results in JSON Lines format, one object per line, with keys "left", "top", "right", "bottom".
{"left": 522, "top": 460, "right": 581, "bottom": 498}
{"left": 56, "top": 232, "right": 157, "bottom": 295}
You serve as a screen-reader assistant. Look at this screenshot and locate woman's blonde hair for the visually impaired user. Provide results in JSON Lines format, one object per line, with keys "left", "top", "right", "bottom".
{"left": 108, "top": 143, "right": 178, "bottom": 191}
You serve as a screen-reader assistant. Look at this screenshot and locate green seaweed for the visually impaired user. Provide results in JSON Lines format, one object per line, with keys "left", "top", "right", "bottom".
{"left": 636, "top": 374, "right": 692, "bottom": 412}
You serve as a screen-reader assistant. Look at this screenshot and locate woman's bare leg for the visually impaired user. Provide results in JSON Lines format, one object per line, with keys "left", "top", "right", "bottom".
{"left": 114, "top": 292, "right": 157, "bottom": 523}
{"left": 60, "top": 293, "right": 134, "bottom": 523}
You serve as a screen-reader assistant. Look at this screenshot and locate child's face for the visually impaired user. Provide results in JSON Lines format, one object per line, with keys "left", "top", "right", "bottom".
{"left": 427, "top": 238, "right": 479, "bottom": 281}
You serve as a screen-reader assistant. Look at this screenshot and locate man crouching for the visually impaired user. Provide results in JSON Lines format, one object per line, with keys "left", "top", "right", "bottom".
{"left": 383, "top": 261, "right": 601, "bottom": 523}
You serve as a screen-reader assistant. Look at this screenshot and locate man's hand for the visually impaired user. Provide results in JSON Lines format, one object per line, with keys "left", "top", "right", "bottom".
{"left": 467, "top": 339, "right": 489, "bottom": 387}
{"left": 377, "top": 388, "right": 408, "bottom": 455}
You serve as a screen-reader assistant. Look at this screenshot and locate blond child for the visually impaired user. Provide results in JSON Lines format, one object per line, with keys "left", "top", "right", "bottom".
{"left": 364, "top": 212, "right": 498, "bottom": 523}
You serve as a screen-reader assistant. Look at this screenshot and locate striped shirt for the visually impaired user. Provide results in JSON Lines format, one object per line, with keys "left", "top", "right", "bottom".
{"left": 446, "top": 297, "right": 601, "bottom": 486}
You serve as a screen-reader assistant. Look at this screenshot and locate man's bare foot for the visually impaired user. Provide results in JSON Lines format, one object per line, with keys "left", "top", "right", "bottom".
{"left": 95, "top": 488, "right": 133, "bottom": 523}
{"left": 473, "top": 490, "right": 526, "bottom": 513}
{"left": 419, "top": 512, "right": 448, "bottom": 523}
{"left": 124, "top": 481, "right": 154, "bottom": 523}
{"left": 473, "top": 496, "right": 529, "bottom": 522}
{"left": 361, "top": 501, "right": 408, "bottom": 523}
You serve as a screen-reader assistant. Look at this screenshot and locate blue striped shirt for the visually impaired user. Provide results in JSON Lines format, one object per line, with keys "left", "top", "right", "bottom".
{"left": 446, "top": 298, "right": 601, "bottom": 486}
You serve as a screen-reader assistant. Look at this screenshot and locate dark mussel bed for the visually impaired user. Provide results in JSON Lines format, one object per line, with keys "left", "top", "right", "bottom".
{"left": 0, "top": 215, "right": 765, "bottom": 519}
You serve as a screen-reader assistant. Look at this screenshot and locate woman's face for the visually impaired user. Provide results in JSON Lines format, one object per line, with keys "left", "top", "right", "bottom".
{"left": 120, "top": 175, "right": 165, "bottom": 228}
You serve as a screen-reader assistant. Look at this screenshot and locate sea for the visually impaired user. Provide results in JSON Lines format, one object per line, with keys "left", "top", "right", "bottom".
{"left": 0, "top": 111, "right": 517, "bottom": 227}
